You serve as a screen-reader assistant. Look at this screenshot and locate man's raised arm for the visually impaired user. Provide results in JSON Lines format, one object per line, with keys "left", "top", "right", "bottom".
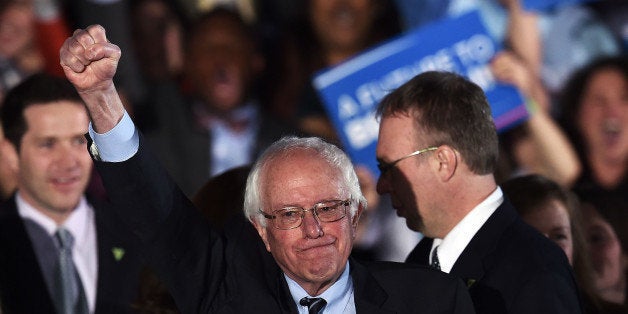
{"left": 59, "top": 26, "right": 217, "bottom": 312}
{"left": 60, "top": 25, "right": 125, "bottom": 134}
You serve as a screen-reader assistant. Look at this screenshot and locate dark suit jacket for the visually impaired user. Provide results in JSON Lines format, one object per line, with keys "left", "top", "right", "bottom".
{"left": 0, "top": 195, "right": 143, "bottom": 314}
{"left": 406, "top": 199, "right": 582, "bottom": 314}
{"left": 94, "top": 136, "right": 475, "bottom": 313}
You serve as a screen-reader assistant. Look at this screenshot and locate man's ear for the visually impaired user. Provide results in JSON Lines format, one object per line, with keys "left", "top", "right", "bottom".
{"left": 351, "top": 202, "right": 364, "bottom": 231}
{"left": 251, "top": 219, "right": 271, "bottom": 252}
{"left": 434, "top": 145, "right": 457, "bottom": 182}
{"left": 0, "top": 139, "right": 18, "bottom": 197}
{"left": 0, "top": 139, "right": 19, "bottom": 172}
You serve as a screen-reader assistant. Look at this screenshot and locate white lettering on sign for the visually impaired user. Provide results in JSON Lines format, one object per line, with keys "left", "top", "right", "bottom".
{"left": 416, "top": 48, "right": 458, "bottom": 73}
{"left": 333, "top": 32, "right": 499, "bottom": 151}
{"left": 338, "top": 94, "right": 360, "bottom": 119}
{"left": 453, "top": 34, "right": 494, "bottom": 66}
{"left": 344, "top": 111, "right": 380, "bottom": 149}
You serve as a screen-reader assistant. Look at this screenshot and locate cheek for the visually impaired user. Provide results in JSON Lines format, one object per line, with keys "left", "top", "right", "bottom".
{"left": 607, "top": 243, "right": 623, "bottom": 263}
{"left": 592, "top": 243, "right": 620, "bottom": 266}
{"left": 576, "top": 107, "right": 600, "bottom": 136}
{"left": 266, "top": 230, "right": 289, "bottom": 253}
{"left": 19, "top": 154, "right": 45, "bottom": 178}
{"left": 560, "top": 240, "right": 574, "bottom": 263}
{"left": 337, "top": 221, "right": 356, "bottom": 255}
{"left": 265, "top": 229, "right": 303, "bottom": 263}
{"left": 393, "top": 177, "right": 418, "bottom": 200}
{"left": 80, "top": 155, "right": 94, "bottom": 171}
{"left": 408, "top": 180, "right": 432, "bottom": 212}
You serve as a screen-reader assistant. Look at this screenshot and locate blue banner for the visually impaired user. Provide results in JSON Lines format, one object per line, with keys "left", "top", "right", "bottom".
{"left": 523, "top": 0, "right": 596, "bottom": 12}
{"left": 313, "top": 11, "right": 527, "bottom": 176}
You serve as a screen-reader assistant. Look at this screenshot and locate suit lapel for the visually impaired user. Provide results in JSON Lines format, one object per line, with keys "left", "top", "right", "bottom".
{"left": 406, "top": 237, "right": 432, "bottom": 265}
{"left": 0, "top": 197, "right": 56, "bottom": 311}
{"left": 350, "top": 259, "right": 396, "bottom": 314}
{"left": 273, "top": 270, "right": 300, "bottom": 314}
{"left": 93, "top": 201, "right": 117, "bottom": 311}
{"left": 91, "top": 198, "right": 141, "bottom": 312}
{"left": 450, "top": 201, "right": 519, "bottom": 288}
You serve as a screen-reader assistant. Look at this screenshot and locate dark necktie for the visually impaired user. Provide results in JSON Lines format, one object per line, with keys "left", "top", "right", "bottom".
{"left": 54, "top": 228, "right": 89, "bottom": 314}
{"left": 431, "top": 246, "right": 441, "bottom": 271}
{"left": 300, "top": 297, "right": 327, "bottom": 314}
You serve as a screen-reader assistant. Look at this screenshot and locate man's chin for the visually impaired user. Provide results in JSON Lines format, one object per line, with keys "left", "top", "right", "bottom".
{"left": 403, "top": 217, "right": 423, "bottom": 233}
{"left": 303, "top": 264, "right": 340, "bottom": 288}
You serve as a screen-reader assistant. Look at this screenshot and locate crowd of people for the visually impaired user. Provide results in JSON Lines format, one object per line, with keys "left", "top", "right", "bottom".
{"left": 0, "top": 0, "right": 626, "bottom": 313}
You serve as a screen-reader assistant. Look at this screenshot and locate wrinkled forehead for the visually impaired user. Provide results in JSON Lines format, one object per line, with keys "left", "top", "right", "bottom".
{"left": 260, "top": 151, "right": 346, "bottom": 207}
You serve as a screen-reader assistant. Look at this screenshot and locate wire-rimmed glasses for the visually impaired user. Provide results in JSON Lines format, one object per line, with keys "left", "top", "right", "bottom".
{"left": 259, "top": 199, "right": 352, "bottom": 230}
{"left": 377, "top": 146, "right": 438, "bottom": 175}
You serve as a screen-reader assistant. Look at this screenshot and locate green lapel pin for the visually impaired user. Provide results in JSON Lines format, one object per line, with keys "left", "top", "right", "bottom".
{"left": 466, "top": 279, "right": 476, "bottom": 288}
{"left": 112, "top": 247, "right": 125, "bottom": 261}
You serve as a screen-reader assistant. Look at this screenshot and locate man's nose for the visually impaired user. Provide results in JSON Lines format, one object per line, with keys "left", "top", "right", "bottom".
{"left": 302, "top": 210, "right": 323, "bottom": 238}
{"left": 376, "top": 175, "right": 390, "bottom": 195}
{"left": 55, "top": 145, "right": 81, "bottom": 169}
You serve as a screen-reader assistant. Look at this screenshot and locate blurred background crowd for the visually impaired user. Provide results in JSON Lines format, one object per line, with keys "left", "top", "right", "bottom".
{"left": 0, "top": 0, "right": 626, "bottom": 312}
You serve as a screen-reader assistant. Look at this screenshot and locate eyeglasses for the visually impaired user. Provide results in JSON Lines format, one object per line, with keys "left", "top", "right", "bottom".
{"left": 259, "top": 199, "right": 351, "bottom": 230}
{"left": 377, "top": 147, "right": 438, "bottom": 175}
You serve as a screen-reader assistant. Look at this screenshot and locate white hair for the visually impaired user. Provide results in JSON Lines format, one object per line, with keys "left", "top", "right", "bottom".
{"left": 243, "top": 136, "right": 366, "bottom": 227}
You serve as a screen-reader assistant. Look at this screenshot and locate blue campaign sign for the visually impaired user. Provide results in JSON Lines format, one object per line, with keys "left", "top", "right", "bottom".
{"left": 313, "top": 10, "right": 527, "bottom": 176}
{"left": 523, "top": 0, "right": 595, "bottom": 12}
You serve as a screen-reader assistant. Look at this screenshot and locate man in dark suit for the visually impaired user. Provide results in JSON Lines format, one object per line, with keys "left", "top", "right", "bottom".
{"left": 59, "top": 25, "right": 476, "bottom": 313}
{"left": 375, "top": 71, "right": 583, "bottom": 313}
{"left": 0, "top": 74, "right": 142, "bottom": 313}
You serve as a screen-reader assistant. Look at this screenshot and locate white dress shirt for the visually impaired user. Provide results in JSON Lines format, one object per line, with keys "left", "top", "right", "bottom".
{"left": 287, "top": 261, "right": 356, "bottom": 314}
{"left": 429, "top": 187, "right": 503, "bottom": 273}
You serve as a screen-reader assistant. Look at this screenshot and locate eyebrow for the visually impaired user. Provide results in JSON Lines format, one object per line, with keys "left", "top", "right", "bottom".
{"left": 276, "top": 198, "right": 343, "bottom": 208}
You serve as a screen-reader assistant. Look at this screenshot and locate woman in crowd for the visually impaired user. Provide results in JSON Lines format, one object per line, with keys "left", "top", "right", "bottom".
{"left": 559, "top": 55, "right": 628, "bottom": 216}
{"left": 502, "top": 174, "right": 625, "bottom": 313}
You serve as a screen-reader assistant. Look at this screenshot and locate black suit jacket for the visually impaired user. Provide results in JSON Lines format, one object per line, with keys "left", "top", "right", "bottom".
{"left": 0, "top": 195, "right": 143, "bottom": 314}
{"left": 406, "top": 199, "right": 582, "bottom": 314}
{"left": 94, "top": 136, "right": 475, "bottom": 313}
